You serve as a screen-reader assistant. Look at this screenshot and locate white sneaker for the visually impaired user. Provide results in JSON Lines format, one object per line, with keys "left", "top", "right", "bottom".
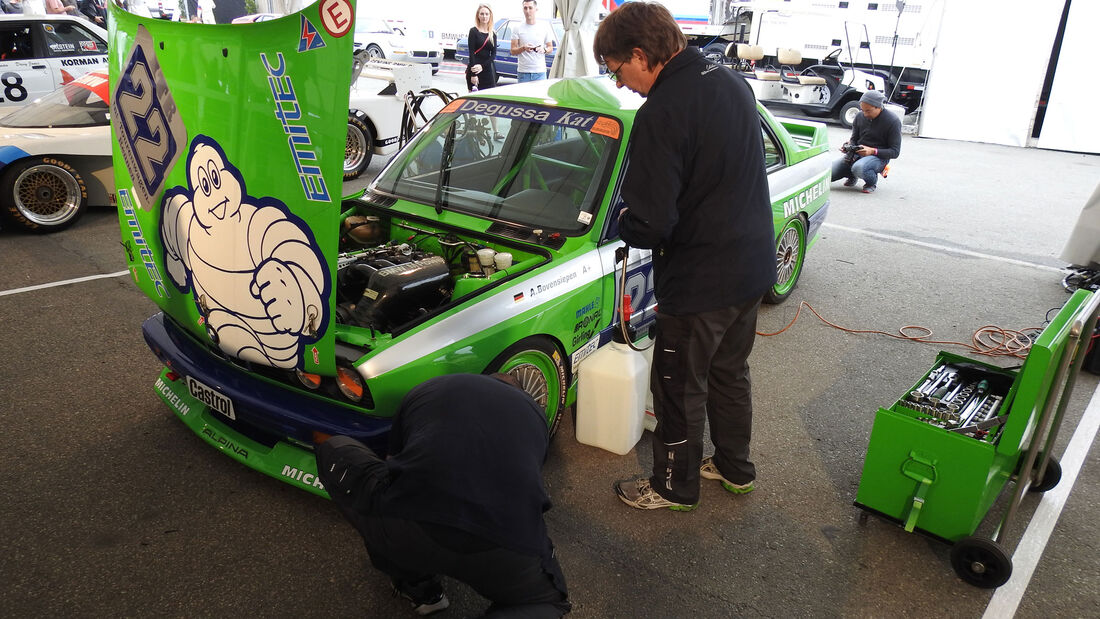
{"left": 700, "top": 457, "right": 754, "bottom": 494}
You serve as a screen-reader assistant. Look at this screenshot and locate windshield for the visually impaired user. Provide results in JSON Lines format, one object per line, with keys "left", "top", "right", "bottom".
{"left": 372, "top": 98, "right": 621, "bottom": 233}
{"left": 357, "top": 18, "right": 393, "bottom": 34}
{"left": 0, "top": 78, "right": 109, "bottom": 128}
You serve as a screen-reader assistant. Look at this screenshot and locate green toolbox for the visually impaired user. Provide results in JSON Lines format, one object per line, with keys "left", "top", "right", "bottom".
{"left": 855, "top": 288, "right": 1100, "bottom": 588}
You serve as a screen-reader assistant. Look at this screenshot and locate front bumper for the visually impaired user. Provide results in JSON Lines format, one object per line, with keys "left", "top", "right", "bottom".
{"left": 142, "top": 312, "right": 391, "bottom": 496}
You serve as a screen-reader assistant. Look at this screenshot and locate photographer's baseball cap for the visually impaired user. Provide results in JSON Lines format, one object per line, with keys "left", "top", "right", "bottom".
{"left": 860, "top": 90, "right": 886, "bottom": 108}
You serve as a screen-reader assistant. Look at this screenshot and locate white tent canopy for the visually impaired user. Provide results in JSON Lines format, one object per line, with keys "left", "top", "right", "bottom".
{"left": 550, "top": 0, "right": 603, "bottom": 78}
{"left": 920, "top": 0, "right": 1099, "bottom": 154}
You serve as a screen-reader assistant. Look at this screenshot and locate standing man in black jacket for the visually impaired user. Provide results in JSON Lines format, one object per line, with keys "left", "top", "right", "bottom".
{"left": 594, "top": 1, "right": 776, "bottom": 511}
{"left": 831, "top": 90, "right": 902, "bottom": 194}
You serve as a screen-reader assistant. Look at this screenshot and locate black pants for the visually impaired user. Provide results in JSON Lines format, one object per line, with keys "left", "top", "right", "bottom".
{"left": 316, "top": 437, "right": 570, "bottom": 618}
{"left": 649, "top": 297, "right": 762, "bottom": 504}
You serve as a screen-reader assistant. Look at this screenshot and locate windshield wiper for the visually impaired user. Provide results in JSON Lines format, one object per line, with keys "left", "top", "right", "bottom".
{"left": 434, "top": 122, "right": 458, "bottom": 215}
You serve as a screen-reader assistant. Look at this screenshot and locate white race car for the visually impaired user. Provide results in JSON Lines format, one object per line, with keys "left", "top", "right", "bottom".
{"left": 0, "top": 71, "right": 110, "bottom": 233}
{"left": 344, "top": 59, "right": 450, "bottom": 180}
{"left": 0, "top": 14, "right": 108, "bottom": 111}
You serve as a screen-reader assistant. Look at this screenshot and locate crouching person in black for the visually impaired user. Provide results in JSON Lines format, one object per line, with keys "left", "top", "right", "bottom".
{"left": 316, "top": 373, "right": 571, "bottom": 618}
{"left": 831, "top": 89, "right": 901, "bottom": 194}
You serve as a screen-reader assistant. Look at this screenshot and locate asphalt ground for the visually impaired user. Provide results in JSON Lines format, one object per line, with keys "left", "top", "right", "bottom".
{"left": 2, "top": 61, "right": 1099, "bottom": 617}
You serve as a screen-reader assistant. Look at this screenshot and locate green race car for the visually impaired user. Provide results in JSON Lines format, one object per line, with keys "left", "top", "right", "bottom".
{"left": 109, "top": 3, "right": 829, "bottom": 496}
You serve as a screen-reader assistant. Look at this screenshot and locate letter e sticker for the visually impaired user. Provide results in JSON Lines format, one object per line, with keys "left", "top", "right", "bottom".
{"left": 112, "top": 25, "right": 187, "bottom": 211}
{"left": 318, "top": 0, "right": 354, "bottom": 38}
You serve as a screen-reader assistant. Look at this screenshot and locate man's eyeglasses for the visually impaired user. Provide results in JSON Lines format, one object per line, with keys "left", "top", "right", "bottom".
{"left": 605, "top": 60, "right": 625, "bottom": 84}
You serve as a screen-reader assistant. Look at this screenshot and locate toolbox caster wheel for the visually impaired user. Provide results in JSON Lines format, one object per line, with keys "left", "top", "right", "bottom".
{"left": 1029, "top": 457, "right": 1062, "bottom": 493}
{"left": 951, "top": 536, "right": 1012, "bottom": 588}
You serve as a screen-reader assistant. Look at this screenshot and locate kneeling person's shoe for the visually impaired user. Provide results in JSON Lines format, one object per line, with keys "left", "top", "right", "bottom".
{"left": 843, "top": 176, "right": 857, "bottom": 187}
{"left": 615, "top": 478, "right": 698, "bottom": 511}
{"left": 700, "top": 457, "right": 754, "bottom": 494}
{"left": 861, "top": 184, "right": 877, "bottom": 194}
{"left": 393, "top": 578, "right": 450, "bottom": 616}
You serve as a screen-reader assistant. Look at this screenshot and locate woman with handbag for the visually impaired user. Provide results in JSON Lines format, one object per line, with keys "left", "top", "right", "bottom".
{"left": 466, "top": 5, "right": 499, "bottom": 92}
{"left": 466, "top": 4, "right": 504, "bottom": 140}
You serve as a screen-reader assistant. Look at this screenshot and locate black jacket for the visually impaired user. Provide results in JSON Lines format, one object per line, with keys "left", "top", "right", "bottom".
{"left": 618, "top": 47, "right": 776, "bottom": 314}
{"left": 380, "top": 374, "right": 553, "bottom": 559}
{"left": 848, "top": 109, "right": 902, "bottom": 161}
{"left": 79, "top": 0, "right": 105, "bottom": 22}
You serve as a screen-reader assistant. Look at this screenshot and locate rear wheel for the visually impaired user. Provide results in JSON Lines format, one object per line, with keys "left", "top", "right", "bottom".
{"left": 764, "top": 216, "right": 806, "bottom": 304}
{"left": 1029, "top": 457, "right": 1061, "bottom": 493}
{"left": 487, "top": 337, "right": 567, "bottom": 437}
{"left": 701, "top": 43, "right": 727, "bottom": 63}
{"left": 839, "top": 100, "right": 862, "bottom": 128}
{"left": 345, "top": 113, "right": 374, "bottom": 180}
{"left": 1, "top": 157, "right": 87, "bottom": 233}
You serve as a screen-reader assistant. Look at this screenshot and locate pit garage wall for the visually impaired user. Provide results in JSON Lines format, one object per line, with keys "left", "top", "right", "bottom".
{"left": 1036, "top": 1, "right": 1099, "bottom": 153}
{"left": 920, "top": 0, "right": 1097, "bottom": 154}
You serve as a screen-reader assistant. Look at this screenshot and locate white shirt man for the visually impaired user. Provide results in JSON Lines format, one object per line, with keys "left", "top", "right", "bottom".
{"left": 510, "top": 0, "right": 554, "bottom": 82}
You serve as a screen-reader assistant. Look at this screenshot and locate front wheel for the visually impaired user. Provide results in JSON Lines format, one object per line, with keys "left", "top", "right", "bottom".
{"left": 345, "top": 112, "right": 374, "bottom": 180}
{"left": 487, "top": 337, "right": 568, "bottom": 437}
{"left": 839, "top": 100, "right": 862, "bottom": 128}
{"left": 764, "top": 216, "right": 806, "bottom": 304}
{"left": 951, "top": 536, "right": 1012, "bottom": 589}
{"left": 1, "top": 157, "right": 88, "bottom": 233}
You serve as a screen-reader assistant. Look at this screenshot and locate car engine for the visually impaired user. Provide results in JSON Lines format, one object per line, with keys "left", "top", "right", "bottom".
{"left": 336, "top": 243, "right": 454, "bottom": 333}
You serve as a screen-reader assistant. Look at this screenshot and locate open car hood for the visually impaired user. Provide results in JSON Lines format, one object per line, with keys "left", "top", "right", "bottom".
{"left": 109, "top": 1, "right": 355, "bottom": 375}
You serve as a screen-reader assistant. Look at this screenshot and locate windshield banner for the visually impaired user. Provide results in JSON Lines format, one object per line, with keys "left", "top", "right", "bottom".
{"left": 109, "top": 2, "right": 355, "bottom": 375}
{"left": 443, "top": 98, "right": 621, "bottom": 139}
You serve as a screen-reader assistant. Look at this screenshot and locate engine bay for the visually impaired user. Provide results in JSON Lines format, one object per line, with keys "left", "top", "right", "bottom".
{"left": 334, "top": 207, "right": 545, "bottom": 337}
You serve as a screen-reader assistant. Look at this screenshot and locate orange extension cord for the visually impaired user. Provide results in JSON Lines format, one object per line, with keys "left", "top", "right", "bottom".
{"left": 756, "top": 301, "right": 1045, "bottom": 360}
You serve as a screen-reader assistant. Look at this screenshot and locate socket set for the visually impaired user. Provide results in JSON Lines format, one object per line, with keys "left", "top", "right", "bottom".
{"left": 904, "top": 363, "right": 1011, "bottom": 440}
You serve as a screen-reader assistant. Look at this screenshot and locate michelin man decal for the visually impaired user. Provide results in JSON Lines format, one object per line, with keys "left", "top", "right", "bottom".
{"left": 160, "top": 135, "right": 330, "bottom": 369}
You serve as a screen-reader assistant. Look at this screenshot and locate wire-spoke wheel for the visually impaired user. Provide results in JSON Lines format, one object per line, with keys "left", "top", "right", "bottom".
{"left": 2, "top": 157, "right": 87, "bottom": 233}
{"left": 764, "top": 215, "right": 806, "bottom": 304}
{"left": 345, "top": 113, "right": 374, "bottom": 180}
{"left": 487, "top": 337, "right": 567, "bottom": 437}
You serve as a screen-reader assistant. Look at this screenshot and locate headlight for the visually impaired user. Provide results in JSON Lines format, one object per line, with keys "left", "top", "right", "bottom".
{"left": 294, "top": 369, "right": 322, "bottom": 390}
{"left": 336, "top": 365, "right": 365, "bottom": 402}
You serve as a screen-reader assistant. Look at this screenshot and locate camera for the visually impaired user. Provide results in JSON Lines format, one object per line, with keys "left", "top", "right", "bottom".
{"left": 840, "top": 143, "right": 860, "bottom": 154}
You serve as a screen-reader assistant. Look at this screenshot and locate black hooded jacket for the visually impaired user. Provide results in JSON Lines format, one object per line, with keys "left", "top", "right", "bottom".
{"left": 618, "top": 46, "right": 776, "bottom": 314}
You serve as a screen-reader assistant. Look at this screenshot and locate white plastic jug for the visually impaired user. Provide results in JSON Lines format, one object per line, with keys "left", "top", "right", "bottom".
{"left": 576, "top": 337, "right": 649, "bottom": 455}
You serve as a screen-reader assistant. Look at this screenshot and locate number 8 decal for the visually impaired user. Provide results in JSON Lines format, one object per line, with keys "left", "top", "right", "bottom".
{"left": 0, "top": 72, "right": 26, "bottom": 103}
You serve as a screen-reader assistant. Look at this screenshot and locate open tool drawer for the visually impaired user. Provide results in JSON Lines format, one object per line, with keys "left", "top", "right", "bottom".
{"left": 854, "top": 289, "right": 1100, "bottom": 588}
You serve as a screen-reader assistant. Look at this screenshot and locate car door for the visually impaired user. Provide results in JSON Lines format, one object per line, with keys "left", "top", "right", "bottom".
{"left": 0, "top": 22, "right": 53, "bottom": 108}
{"left": 493, "top": 19, "right": 517, "bottom": 78}
{"left": 34, "top": 20, "right": 108, "bottom": 91}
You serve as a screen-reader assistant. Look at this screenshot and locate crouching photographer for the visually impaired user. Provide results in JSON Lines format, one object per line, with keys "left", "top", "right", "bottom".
{"left": 831, "top": 90, "right": 901, "bottom": 194}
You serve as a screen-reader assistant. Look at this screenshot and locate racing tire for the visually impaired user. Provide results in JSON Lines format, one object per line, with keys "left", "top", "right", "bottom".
{"left": 1, "top": 157, "right": 88, "bottom": 234}
{"left": 950, "top": 536, "right": 1012, "bottom": 589}
{"left": 345, "top": 112, "right": 374, "bottom": 181}
{"left": 365, "top": 44, "right": 385, "bottom": 60}
{"left": 764, "top": 215, "right": 806, "bottom": 305}
{"left": 839, "top": 100, "right": 862, "bottom": 129}
{"left": 487, "top": 337, "right": 568, "bottom": 438}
